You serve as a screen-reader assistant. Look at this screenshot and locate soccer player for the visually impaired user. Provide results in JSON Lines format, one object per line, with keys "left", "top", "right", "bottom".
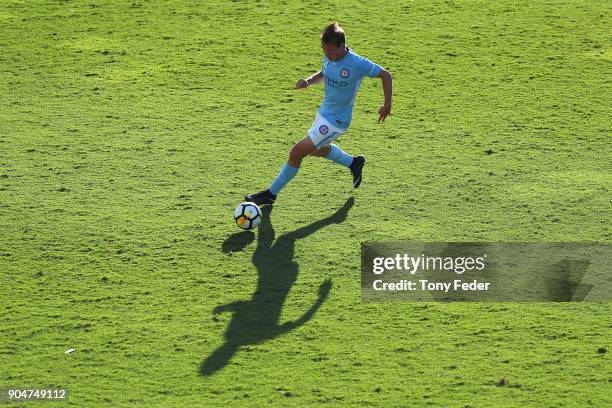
{"left": 246, "top": 22, "right": 392, "bottom": 205}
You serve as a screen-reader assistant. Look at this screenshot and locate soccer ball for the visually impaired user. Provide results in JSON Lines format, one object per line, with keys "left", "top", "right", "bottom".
{"left": 234, "top": 202, "right": 262, "bottom": 230}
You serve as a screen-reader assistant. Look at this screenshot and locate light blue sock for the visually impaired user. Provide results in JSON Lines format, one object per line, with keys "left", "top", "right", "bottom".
{"left": 268, "top": 162, "right": 299, "bottom": 195}
{"left": 325, "top": 144, "right": 353, "bottom": 168}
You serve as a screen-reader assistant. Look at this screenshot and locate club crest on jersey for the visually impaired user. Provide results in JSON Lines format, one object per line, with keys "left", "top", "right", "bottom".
{"left": 319, "top": 125, "right": 329, "bottom": 135}
{"left": 340, "top": 68, "right": 350, "bottom": 78}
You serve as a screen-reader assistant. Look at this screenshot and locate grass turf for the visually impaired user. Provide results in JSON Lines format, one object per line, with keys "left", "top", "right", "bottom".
{"left": 0, "top": 0, "right": 610, "bottom": 406}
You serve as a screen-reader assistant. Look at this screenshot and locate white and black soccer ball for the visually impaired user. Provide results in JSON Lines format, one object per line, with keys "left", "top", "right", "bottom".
{"left": 233, "top": 202, "right": 262, "bottom": 230}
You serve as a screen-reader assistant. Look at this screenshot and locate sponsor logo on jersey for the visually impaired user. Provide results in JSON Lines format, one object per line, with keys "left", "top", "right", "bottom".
{"left": 324, "top": 76, "right": 348, "bottom": 88}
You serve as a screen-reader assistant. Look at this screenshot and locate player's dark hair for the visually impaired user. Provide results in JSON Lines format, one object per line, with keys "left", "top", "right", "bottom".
{"left": 321, "top": 22, "right": 345, "bottom": 47}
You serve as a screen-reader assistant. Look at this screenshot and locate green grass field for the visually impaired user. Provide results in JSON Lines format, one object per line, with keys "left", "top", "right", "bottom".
{"left": 1, "top": 0, "right": 610, "bottom": 406}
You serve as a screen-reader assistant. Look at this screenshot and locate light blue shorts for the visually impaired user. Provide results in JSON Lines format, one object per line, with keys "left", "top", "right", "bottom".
{"left": 307, "top": 113, "right": 347, "bottom": 149}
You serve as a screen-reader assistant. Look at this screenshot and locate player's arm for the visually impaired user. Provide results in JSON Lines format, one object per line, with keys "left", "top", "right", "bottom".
{"left": 295, "top": 71, "right": 323, "bottom": 89}
{"left": 377, "top": 68, "right": 392, "bottom": 123}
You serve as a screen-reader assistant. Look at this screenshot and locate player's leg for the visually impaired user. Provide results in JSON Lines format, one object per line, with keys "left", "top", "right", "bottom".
{"left": 268, "top": 137, "right": 315, "bottom": 194}
{"left": 287, "top": 136, "right": 317, "bottom": 167}
{"left": 309, "top": 145, "right": 332, "bottom": 158}
{"left": 311, "top": 143, "right": 366, "bottom": 188}
{"left": 308, "top": 117, "right": 366, "bottom": 188}
{"left": 245, "top": 137, "right": 316, "bottom": 205}
{"left": 322, "top": 144, "right": 353, "bottom": 167}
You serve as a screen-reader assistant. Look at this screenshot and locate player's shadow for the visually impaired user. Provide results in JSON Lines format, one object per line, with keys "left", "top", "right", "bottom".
{"left": 200, "top": 197, "right": 354, "bottom": 376}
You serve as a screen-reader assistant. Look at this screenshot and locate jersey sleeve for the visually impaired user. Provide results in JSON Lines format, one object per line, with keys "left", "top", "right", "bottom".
{"left": 356, "top": 56, "right": 382, "bottom": 78}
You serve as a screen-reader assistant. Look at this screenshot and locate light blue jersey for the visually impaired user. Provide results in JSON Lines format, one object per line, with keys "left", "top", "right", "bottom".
{"left": 318, "top": 47, "right": 382, "bottom": 129}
